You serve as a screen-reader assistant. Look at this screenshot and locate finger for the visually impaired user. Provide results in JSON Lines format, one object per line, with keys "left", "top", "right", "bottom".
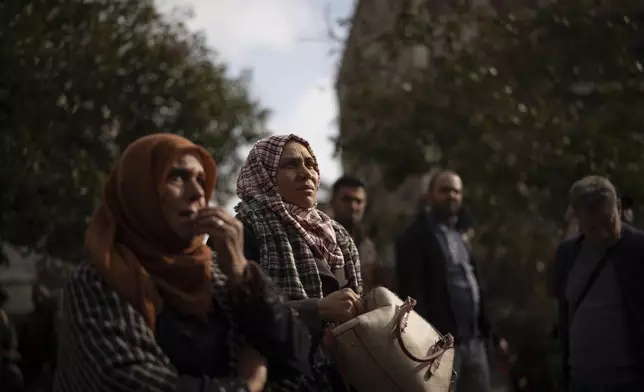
{"left": 209, "top": 207, "right": 236, "bottom": 224}
{"left": 203, "top": 208, "right": 244, "bottom": 237}
{"left": 195, "top": 207, "right": 219, "bottom": 219}
{"left": 352, "top": 298, "right": 365, "bottom": 315}
{"left": 196, "top": 207, "right": 233, "bottom": 224}
{"left": 342, "top": 288, "right": 360, "bottom": 302}
{"left": 194, "top": 217, "right": 226, "bottom": 232}
{"left": 342, "top": 299, "right": 355, "bottom": 313}
{"left": 339, "top": 287, "right": 355, "bottom": 297}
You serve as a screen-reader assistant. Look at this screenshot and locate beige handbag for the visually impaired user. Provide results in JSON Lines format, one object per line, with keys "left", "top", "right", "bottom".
{"left": 325, "top": 287, "right": 456, "bottom": 392}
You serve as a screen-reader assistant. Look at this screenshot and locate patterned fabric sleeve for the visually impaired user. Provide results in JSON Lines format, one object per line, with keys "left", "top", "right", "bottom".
{"left": 53, "top": 262, "right": 177, "bottom": 392}
{"left": 229, "top": 261, "right": 312, "bottom": 382}
{"left": 53, "top": 262, "right": 250, "bottom": 392}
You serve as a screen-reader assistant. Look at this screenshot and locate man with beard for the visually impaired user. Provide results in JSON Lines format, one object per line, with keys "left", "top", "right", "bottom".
{"left": 330, "top": 176, "right": 383, "bottom": 292}
{"left": 395, "top": 170, "right": 503, "bottom": 392}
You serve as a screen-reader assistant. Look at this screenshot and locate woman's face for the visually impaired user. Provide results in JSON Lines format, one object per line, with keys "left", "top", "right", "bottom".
{"left": 276, "top": 141, "right": 319, "bottom": 209}
{"left": 161, "top": 153, "right": 208, "bottom": 240}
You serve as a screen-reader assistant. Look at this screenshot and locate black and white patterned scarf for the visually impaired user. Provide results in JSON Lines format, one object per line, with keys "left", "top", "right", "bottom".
{"left": 235, "top": 196, "right": 362, "bottom": 300}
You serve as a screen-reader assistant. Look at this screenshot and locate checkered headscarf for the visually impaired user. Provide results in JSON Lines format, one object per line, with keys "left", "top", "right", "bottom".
{"left": 237, "top": 134, "right": 343, "bottom": 267}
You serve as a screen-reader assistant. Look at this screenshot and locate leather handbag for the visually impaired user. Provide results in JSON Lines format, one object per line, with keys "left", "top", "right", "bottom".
{"left": 325, "top": 287, "right": 456, "bottom": 392}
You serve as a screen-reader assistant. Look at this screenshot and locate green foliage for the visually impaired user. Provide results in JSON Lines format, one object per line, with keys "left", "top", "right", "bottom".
{"left": 339, "top": 1, "right": 644, "bottom": 389}
{"left": 0, "top": 0, "right": 269, "bottom": 264}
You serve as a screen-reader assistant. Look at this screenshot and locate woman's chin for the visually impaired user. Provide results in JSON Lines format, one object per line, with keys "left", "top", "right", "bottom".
{"left": 298, "top": 197, "right": 317, "bottom": 209}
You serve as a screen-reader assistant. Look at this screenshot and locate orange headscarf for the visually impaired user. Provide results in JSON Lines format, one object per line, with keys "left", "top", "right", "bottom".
{"left": 85, "top": 133, "right": 217, "bottom": 332}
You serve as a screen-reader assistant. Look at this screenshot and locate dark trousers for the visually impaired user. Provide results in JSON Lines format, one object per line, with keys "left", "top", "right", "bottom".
{"left": 453, "top": 338, "right": 491, "bottom": 392}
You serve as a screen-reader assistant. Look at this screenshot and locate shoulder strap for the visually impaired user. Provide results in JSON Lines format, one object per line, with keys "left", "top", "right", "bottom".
{"left": 569, "top": 245, "right": 616, "bottom": 322}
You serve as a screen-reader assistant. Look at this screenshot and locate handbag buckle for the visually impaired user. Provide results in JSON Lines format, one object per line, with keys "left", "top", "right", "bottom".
{"left": 449, "top": 369, "right": 458, "bottom": 392}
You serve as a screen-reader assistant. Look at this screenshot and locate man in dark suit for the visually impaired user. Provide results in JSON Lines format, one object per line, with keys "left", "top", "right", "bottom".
{"left": 395, "top": 170, "right": 505, "bottom": 392}
{"left": 553, "top": 176, "right": 644, "bottom": 392}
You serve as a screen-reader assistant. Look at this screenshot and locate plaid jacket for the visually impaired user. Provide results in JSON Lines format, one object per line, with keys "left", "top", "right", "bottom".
{"left": 53, "top": 257, "right": 310, "bottom": 392}
{"left": 235, "top": 197, "right": 362, "bottom": 300}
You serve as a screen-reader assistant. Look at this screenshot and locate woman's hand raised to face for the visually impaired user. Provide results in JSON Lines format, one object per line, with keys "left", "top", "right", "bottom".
{"left": 318, "top": 288, "right": 364, "bottom": 324}
{"left": 195, "top": 207, "right": 248, "bottom": 279}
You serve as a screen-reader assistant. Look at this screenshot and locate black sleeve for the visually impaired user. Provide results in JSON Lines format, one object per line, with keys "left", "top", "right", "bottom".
{"left": 395, "top": 230, "right": 421, "bottom": 301}
{"left": 240, "top": 221, "right": 260, "bottom": 263}
{"left": 239, "top": 218, "right": 324, "bottom": 352}
{"left": 229, "top": 261, "right": 313, "bottom": 380}
{"left": 394, "top": 228, "right": 430, "bottom": 318}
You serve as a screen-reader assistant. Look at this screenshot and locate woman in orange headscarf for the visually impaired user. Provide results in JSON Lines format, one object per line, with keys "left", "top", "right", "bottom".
{"left": 53, "top": 134, "right": 311, "bottom": 392}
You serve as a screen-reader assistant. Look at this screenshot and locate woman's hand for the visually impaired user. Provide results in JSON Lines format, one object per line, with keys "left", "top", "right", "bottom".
{"left": 318, "top": 288, "right": 364, "bottom": 323}
{"left": 195, "top": 207, "right": 247, "bottom": 279}
{"left": 237, "top": 347, "right": 268, "bottom": 392}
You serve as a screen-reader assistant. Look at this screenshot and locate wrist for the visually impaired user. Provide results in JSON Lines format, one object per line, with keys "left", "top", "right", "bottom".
{"left": 227, "top": 257, "right": 249, "bottom": 283}
{"left": 317, "top": 297, "right": 329, "bottom": 320}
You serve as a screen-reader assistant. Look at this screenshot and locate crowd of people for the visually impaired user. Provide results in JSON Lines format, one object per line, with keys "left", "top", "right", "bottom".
{"left": 1, "top": 133, "right": 642, "bottom": 392}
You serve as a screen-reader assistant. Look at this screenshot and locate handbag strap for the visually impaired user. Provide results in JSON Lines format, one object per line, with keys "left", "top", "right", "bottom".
{"left": 569, "top": 244, "right": 616, "bottom": 323}
{"left": 395, "top": 297, "right": 454, "bottom": 363}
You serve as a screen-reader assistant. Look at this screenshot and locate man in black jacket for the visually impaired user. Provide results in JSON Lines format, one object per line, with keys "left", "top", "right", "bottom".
{"left": 553, "top": 176, "right": 644, "bottom": 392}
{"left": 395, "top": 170, "right": 503, "bottom": 392}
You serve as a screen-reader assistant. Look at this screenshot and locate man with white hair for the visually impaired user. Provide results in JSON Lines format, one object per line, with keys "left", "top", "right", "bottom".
{"left": 553, "top": 175, "right": 644, "bottom": 392}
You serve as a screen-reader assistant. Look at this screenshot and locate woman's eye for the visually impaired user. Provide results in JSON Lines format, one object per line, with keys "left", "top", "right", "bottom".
{"left": 168, "top": 174, "right": 182, "bottom": 183}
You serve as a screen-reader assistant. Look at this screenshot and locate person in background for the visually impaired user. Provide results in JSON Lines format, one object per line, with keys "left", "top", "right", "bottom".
{"left": 330, "top": 176, "right": 383, "bottom": 292}
{"left": 236, "top": 134, "right": 363, "bottom": 391}
{"left": 620, "top": 195, "right": 634, "bottom": 225}
{"left": 54, "top": 133, "right": 311, "bottom": 392}
{"left": 19, "top": 284, "right": 58, "bottom": 392}
{"left": 553, "top": 176, "right": 644, "bottom": 392}
{"left": 395, "top": 169, "right": 507, "bottom": 392}
{"left": 0, "top": 285, "right": 24, "bottom": 392}
{"left": 455, "top": 207, "right": 475, "bottom": 244}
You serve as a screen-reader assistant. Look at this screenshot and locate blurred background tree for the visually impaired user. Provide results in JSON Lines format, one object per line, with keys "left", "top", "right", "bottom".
{"left": 0, "top": 0, "right": 269, "bottom": 264}
{"left": 337, "top": 0, "right": 644, "bottom": 390}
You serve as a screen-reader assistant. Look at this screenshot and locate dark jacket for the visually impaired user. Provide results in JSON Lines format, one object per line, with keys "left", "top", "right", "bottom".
{"left": 0, "top": 309, "right": 24, "bottom": 392}
{"left": 240, "top": 221, "right": 348, "bottom": 348}
{"left": 394, "top": 209, "right": 492, "bottom": 343}
{"left": 553, "top": 224, "right": 644, "bottom": 388}
{"left": 240, "top": 219, "right": 352, "bottom": 392}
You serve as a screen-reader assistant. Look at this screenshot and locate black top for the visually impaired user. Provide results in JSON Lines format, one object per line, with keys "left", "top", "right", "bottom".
{"left": 553, "top": 224, "right": 644, "bottom": 388}
{"left": 156, "top": 262, "right": 313, "bottom": 391}
{"left": 157, "top": 307, "right": 231, "bottom": 378}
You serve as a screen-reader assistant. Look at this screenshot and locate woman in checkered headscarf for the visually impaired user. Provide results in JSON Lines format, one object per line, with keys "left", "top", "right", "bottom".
{"left": 235, "top": 134, "right": 363, "bottom": 391}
